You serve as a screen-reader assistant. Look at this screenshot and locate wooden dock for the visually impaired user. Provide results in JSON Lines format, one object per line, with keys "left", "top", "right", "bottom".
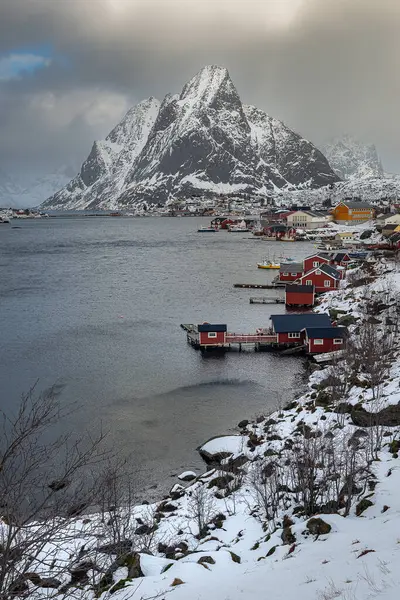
{"left": 234, "top": 282, "right": 284, "bottom": 289}
{"left": 250, "top": 297, "right": 284, "bottom": 304}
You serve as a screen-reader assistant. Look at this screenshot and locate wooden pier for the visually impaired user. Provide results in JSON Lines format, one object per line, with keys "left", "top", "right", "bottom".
{"left": 250, "top": 297, "right": 284, "bottom": 304}
{"left": 234, "top": 282, "right": 284, "bottom": 289}
{"left": 181, "top": 324, "right": 300, "bottom": 353}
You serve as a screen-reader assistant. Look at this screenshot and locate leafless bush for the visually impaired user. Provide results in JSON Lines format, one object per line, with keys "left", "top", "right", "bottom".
{"left": 187, "top": 484, "right": 216, "bottom": 538}
{"left": 247, "top": 459, "right": 281, "bottom": 526}
{"left": 0, "top": 385, "right": 125, "bottom": 600}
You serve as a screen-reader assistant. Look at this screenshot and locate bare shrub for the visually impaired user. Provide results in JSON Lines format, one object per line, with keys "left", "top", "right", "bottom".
{"left": 187, "top": 484, "right": 216, "bottom": 538}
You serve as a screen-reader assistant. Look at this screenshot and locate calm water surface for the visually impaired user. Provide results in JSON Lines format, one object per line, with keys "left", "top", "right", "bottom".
{"left": 0, "top": 217, "right": 314, "bottom": 497}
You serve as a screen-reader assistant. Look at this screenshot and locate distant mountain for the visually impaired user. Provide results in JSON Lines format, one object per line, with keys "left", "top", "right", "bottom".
{"left": 0, "top": 166, "right": 77, "bottom": 208}
{"left": 42, "top": 65, "right": 339, "bottom": 210}
{"left": 322, "top": 135, "right": 384, "bottom": 180}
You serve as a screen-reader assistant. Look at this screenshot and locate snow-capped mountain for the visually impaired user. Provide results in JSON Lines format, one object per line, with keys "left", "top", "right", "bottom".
{"left": 0, "top": 166, "right": 77, "bottom": 208}
{"left": 322, "top": 135, "right": 384, "bottom": 180}
{"left": 43, "top": 66, "right": 339, "bottom": 210}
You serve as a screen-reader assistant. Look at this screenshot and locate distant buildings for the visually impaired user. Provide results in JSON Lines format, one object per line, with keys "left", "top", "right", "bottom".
{"left": 331, "top": 201, "right": 375, "bottom": 224}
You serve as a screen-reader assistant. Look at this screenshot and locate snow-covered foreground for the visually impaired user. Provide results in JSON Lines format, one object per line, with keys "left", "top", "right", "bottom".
{"left": 2, "top": 259, "right": 400, "bottom": 600}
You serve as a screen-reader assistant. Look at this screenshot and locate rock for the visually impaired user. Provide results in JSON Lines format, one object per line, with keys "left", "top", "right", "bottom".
{"left": 69, "top": 561, "right": 95, "bottom": 585}
{"left": 156, "top": 501, "right": 178, "bottom": 513}
{"left": 306, "top": 518, "right": 331, "bottom": 535}
{"left": 170, "top": 484, "right": 185, "bottom": 500}
{"left": 171, "top": 578, "right": 184, "bottom": 586}
{"left": 238, "top": 419, "right": 249, "bottom": 428}
{"left": 124, "top": 553, "right": 144, "bottom": 579}
{"left": 66, "top": 503, "right": 88, "bottom": 517}
{"left": 281, "top": 527, "right": 296, "bottom": 545}
{"left": 355, "top": 498, "right": 374, "bottom": 516}
{"left": 39, "top": 578, "right": 61, "bottom": 589}
{"left": 24, "top": 573, "right": 42, "bottom": 585}
{"left": 229, "top": 551, "right": 241, "bottom": 564}
{"left": 135, "top": 524, "right": 157, "bottom": 536}
{"left": 351, "top": 405, "right": 400, "bottom": 427}
{"left": 198, "top": 556, "right": 216, "bottom": 565}
{"left": 97, "top": 540, "right": 132, "bottom": 555}
{"left": 178, "top": 471, "right": 197, "bottom": 482}
{"left": 282, "top": 515, "right": 294, "bottom": 528}
{"left": 223, "top": 454, "right": 249, "bottom": 473}
{"left": 208, "top": 474, "right": 234, "bottom": 490}
{"left": 48, "top": 479, "right": 69, "bottom": 492}
{"left": 335, "top": 402, "right": 353, "bottom": 415}
{"left": 266, "top": 545, "right": 277, "bottom": 556}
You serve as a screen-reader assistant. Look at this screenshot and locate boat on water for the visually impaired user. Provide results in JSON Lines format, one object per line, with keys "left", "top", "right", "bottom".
{"left": 198, "top": 227, "right": 218, "bottom": 232}
{"left": 278, "top": 253, "right": 294, "bottom": 262}
{"left": 257, "top": 255, "right": 280, "bottom": 269}
{"left": 0, "top": 215, "right": 10, "bottom": 223}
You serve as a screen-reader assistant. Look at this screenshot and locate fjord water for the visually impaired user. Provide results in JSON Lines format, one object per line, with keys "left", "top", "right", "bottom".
{"left": 0, "top": 217, "right": 311, "bottom": 497}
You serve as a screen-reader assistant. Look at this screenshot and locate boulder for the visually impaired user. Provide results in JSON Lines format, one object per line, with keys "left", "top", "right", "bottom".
{"left": 135, "top": 524, "right": 157, "bottom": 536}
{"left": 238, "top": 420, "right": 249, "bottom": 429}
{"left": 198, "top": 555, "right": 216, "bottom": 565}
{"left": 355, "top": 498, "right": 373, "bottom": 516}
{"left": 207, "top": 474, "right": 234, "bottom": 490}
{"left": 178, "top": 471, "right": 197, "bottom": 482}
{"left": 39, "top": 578, "right": 61, "bottom": 589}
{"left": 351, "top": 404, "right": 400, "bottom": 427}
{"left": 97, "top": 540, "right": 132, "bottom": 555}
{"left": 306, "top": 518, "right": 331, "bottom": 535}
{"left": 281, "top": 527, "right": 296, "bottom": 545}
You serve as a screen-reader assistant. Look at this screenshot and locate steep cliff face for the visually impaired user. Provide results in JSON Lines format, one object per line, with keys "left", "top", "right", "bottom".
{"left": 43, "top": 66, "right": 339, "bottom": 210}
{"left": 322, "top": 135, "right": 384, "bottom": 180}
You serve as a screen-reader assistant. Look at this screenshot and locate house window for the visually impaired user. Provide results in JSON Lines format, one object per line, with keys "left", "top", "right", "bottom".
{"left": 313, "top": 339, "right": 324, "bottom": 345}
{"left": 288, "top": 332, "right": 301, "bottom": 339}
{"left": 208, "top": 332, "right": 217, "bottom": 338}
{"left": 283, "top": 272, "right": 289, "bottom": 276}
{"left": 333, "top": 338, "right": 343, "bottom": 344}
{"left": 316, "top": 269, "right": 321, "bottom": 275}
{"left": 313, "top": 261, "right": 319, "bottom": 267}
{"left": 306, "top": 280, "right": 313, "bottom": 285}
{"left": 291, "top": 273, "right": 298, "bottom": 276}
{"left": 324, "top": 280, "right": 331, "bottom": 287}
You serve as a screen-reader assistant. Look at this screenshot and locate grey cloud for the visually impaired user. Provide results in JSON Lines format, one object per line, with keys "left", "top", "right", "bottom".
{"left": 1, "top": 0, "right": 400, "bottom": 176}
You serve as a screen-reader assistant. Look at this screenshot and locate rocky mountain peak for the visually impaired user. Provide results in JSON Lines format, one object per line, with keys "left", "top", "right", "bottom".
{"left": 42, "top": 66, "right": 339, "bottom": 210}
{"left": 323, "top": 135, "right": 384, "bottom": 180}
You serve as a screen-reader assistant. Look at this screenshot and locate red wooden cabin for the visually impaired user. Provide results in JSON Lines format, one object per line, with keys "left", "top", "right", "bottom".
{"left": 198, "top": 323, "right": 227, "bottom": 346}
{"left": 270, "top": 313, "right": 332, "bottom": 344}
{"left": 297, "top": 264, "right": 340, "bottom": 293}
{"left": 285, "top": 284, "right": 315, "bottom": 307}
{"left": 330, "top": 252, "right": 351, "bottom": 267}
{"left": 303, "top": 253, "right": 330, "bottom": 274}
{"left": 279, "top": 263, "right": 304, "bottom": 282}
{"left": 302, "top": 327, "right": 346, "bottom": 354}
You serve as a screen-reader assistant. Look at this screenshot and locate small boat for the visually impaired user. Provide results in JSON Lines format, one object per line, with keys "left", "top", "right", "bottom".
{"left": 228, "top": 219, "right": 249, "bottom": 232}
{"left": 278, "top": 253, "right": 294, "bottom": 262}
{"left": 198, "top": 227, "right": 218, "bottom": 232}
{"left": 257, "top": 258, "right": 280, "bottom": 269}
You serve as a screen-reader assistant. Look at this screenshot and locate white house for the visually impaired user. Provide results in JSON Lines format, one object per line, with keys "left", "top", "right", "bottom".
{"left": 286, "top": 210, "right": 330, "bottom": 230}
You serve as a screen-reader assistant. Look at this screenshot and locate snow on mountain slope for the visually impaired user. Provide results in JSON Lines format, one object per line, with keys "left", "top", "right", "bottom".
{"left": 44, "top": 97, "right": 161, "bottom": 210}
{"left": 0, "top": 166, "right": 76, "bottom": 208}
{"left": 323, "top": 134, "right": 384, "bottom": 180}
{"left": 43, "top": 66, "right": 339, "bottom": 210}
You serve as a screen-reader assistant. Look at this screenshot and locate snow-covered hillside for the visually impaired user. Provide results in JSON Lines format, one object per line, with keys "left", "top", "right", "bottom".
{"left": 323, "top": 135, "right": 384, "bottom": 180}
{"left": 42, "top": 66, "right": 339, "bottom": 210}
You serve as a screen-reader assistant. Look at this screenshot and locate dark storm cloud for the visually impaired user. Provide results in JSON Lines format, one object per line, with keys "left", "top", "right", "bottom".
{"left": 1, "top": 0, "right": 400, "bottom": 175}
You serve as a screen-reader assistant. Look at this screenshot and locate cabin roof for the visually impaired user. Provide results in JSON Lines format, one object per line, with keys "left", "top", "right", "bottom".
{"left": 270, "top": 313, "right": 331, "bottom": 333}
{"left": 303, "top": 326, "right": 347, "bottom": 339}
{"left": 331, "top": 252, "right": 350, "bottom": 261}
{"left": 279, "top": 262, "right": 303, "bottom": 272}
{"left": 338, "top": 201, "right": 374, "bottom": 210}
{"left": 304, "top": 253, "right": 330, "bottom": 261}
{"left": 198, "top": 323, "right": 227, "bottom": 332}
{"left": 285, "top": 284, "right": 315, "bottom": 294}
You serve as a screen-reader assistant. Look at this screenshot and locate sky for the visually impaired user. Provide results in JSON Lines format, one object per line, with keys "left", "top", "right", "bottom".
{"left": 1, "top": 0, "right": 400, "bottom": 181}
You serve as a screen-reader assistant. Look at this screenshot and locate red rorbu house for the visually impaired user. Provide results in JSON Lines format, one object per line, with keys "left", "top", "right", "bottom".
{"left": 297, "top": 263, "right": 341, "bottom": 293}
{"left": 302, "top": 327, "right": 347, "bottom": 354}
{"left": 198, "top": 323, "right": 227, "bottom": 346}
{"left": 330, "top": 252, "right": 352, "bottom": 268}
{"left": 303, "top": 253, "right": 330, "bottom": 274}
{"left": 279, "top": 262, "right": 304, "bottom": 282}
{"left": 270, "top": 313, "right": 332, "bottom": 345}
{"left": 285, "top": 284, "right": 315, "bottom": 307}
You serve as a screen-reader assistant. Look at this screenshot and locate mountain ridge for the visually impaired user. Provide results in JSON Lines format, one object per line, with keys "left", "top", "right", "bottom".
{"left": 43, "top": 65, "right": 339, "bottom": 210}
